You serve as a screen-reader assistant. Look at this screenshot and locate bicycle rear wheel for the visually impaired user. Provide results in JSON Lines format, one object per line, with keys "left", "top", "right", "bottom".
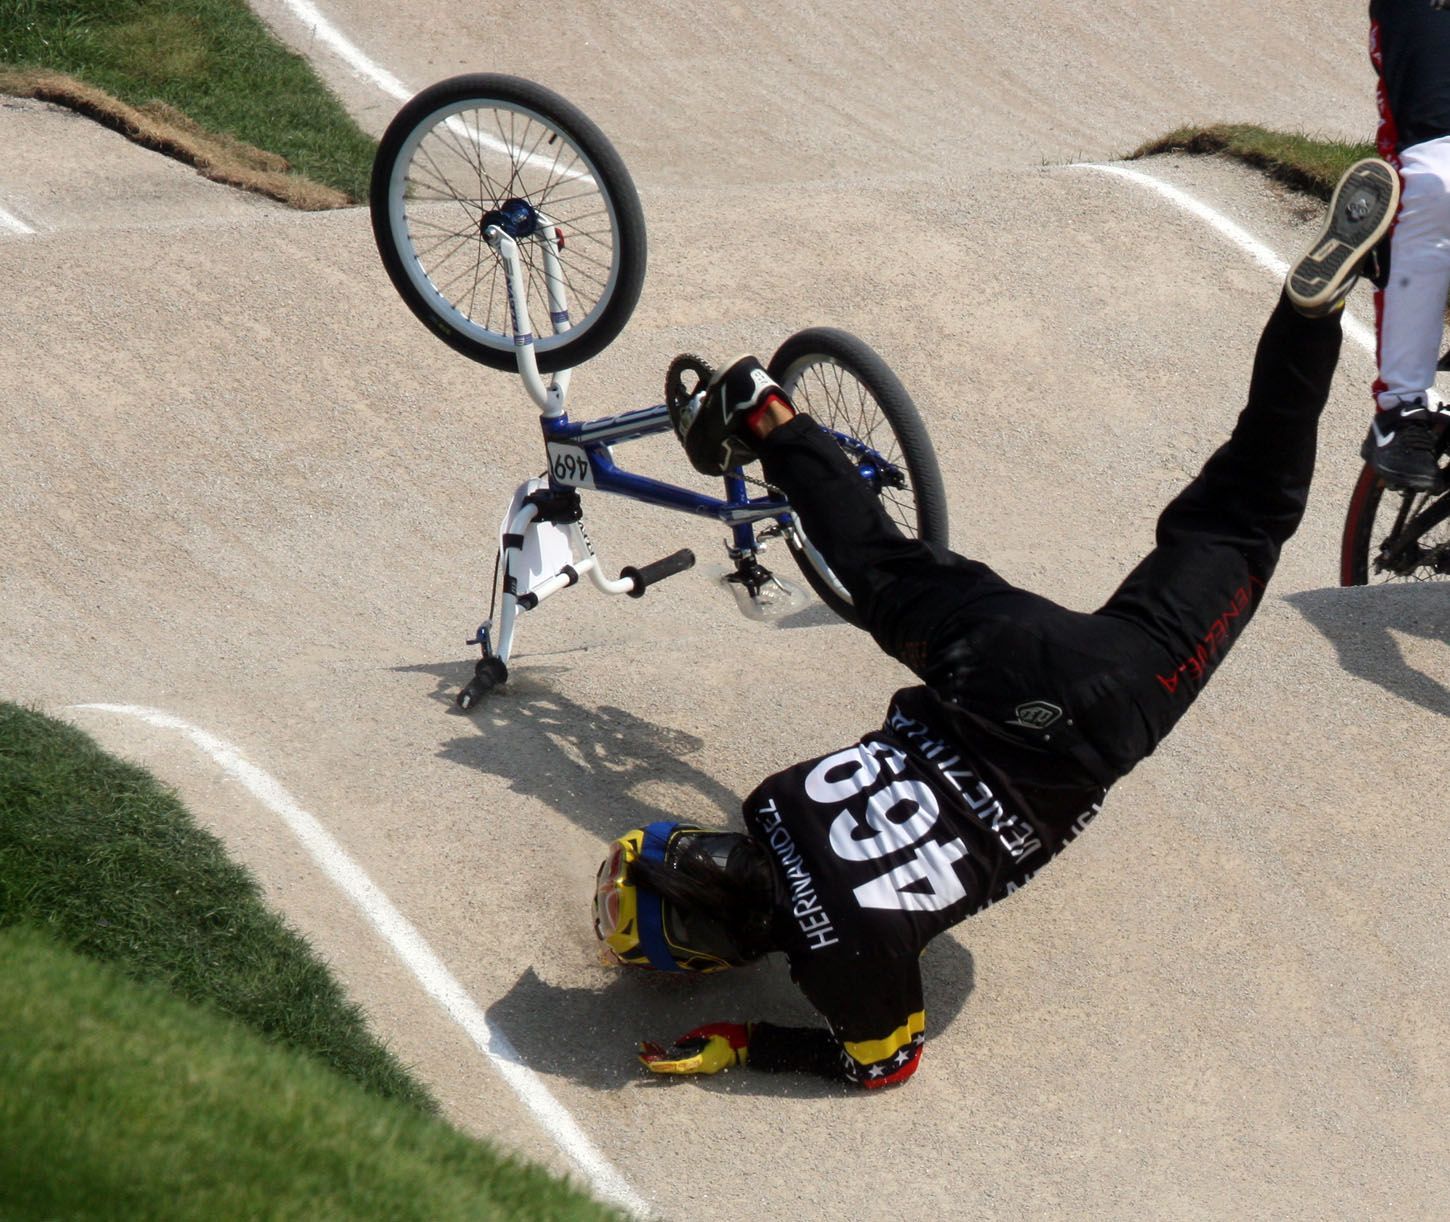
{"left": 766, "top": 327, "right": 949, "bottom": 625}
{"left": 370, "top": 74, "right": 646, "bottom": 373}
{"left": 1340, "top": 462, "right": 1450, "bottom": 584}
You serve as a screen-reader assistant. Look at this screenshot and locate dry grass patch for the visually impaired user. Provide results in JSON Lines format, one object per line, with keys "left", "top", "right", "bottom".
{"left": 0, "top": 68, "right": 349, "bottom": 210}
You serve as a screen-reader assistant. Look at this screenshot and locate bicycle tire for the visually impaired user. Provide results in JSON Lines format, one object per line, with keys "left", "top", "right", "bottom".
{"left": 766, "top": 327, "right": 949, "bottom": 625}
{"left": 1340, "top": 462, "right": 1450, "bottom": 584}
{"left": 370, "top": 74, "right": 646, "bottom": 373}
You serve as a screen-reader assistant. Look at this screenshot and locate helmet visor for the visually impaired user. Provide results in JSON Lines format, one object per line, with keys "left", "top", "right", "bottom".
{"left": 593, "top": 839, "right": 633, "bottom": 965}
{"left": 657, "top": 832, "right": 753, "bottom": 969}
{"left": 592, "top": 825, "right": 755, "bottom": 972}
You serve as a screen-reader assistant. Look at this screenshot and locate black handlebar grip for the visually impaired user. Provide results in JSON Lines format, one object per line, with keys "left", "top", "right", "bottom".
{"left": 622, "top": 548, "right": 696, "bottom": 597}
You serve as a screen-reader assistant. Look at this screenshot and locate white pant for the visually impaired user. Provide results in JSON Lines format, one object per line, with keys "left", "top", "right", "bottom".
{"left": 1377, "top": 135, "right": 1450, "bottom": 409}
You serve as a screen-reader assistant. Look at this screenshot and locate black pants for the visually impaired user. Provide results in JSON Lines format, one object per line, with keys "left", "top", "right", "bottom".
{"left": 758, "top": 293, "right": 1344, "bottom": 783}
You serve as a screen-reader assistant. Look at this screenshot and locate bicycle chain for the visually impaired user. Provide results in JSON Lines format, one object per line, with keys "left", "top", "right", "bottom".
{"left": 739, "top": 469, "right": 784, "bottom": 498}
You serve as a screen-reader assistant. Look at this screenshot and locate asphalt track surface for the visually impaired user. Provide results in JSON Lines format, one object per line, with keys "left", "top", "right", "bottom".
{"left": 4, "top": 4, "right": 1449, "bottom": 1217}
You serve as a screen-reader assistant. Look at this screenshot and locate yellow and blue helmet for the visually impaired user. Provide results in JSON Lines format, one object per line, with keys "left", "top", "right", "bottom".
{"left": 593, "top": 821, "right": 767, "bottom": 973}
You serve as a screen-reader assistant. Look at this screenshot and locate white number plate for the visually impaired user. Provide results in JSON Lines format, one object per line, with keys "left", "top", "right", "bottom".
{"left": 547, "top": 443, "right": 595, "bottom": 489}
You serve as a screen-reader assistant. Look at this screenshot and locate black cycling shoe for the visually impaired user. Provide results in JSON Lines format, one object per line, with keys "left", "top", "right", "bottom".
{"left": 667, "top": 353, "right": 786, "bottom": 477}
{"left": 1361, "top": 400, "right": 1441, "bottom": 491}
{"left": 1287, "top": 158, "right": 1400, "bottom": 318}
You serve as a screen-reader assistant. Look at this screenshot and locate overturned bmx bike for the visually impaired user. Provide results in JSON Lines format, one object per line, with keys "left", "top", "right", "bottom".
{"left": 370, "top": 74, "right": 948, "bottom": 708}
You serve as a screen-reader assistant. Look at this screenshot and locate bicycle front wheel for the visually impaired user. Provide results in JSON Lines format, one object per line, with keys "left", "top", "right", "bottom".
{"left": 370, "top": 74, "right": 646, "bottom": 373}
{"left": 1340, "top": 462, "right": 1450, "bottom": 584}
{"left": 767, "top": 327, "right": 949, "bottom": 625}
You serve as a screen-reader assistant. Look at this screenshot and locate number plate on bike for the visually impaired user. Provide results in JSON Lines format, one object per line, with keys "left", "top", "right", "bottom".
{"left": 547, "top": 443, "right": 596, "bottom": 489}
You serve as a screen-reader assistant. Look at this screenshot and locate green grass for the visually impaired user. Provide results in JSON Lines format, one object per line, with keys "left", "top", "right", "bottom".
{"left": 0, "top": 702, "right": 622, "bottom": 1215}
{"left": 0, "top": 0, "right": 376, "bottom": 200}
{"left": 1132, "top": 123, "right": 1377, "bottom": 199}
{"left": 0, "top": 701, "right": 428, "bottom": 1108}
{"left": 0, "top": 923, "right": 618, "bottom": 1220}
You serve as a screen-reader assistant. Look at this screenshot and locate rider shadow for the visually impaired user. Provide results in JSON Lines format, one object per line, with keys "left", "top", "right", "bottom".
{"left": 1285, "top": 584, "right": 1450, "bottom": 717}
{"left": 772, "top": 601, "right": 842, "bottom": 630}
{"left": 395, "top": 662, "right": 979, "bottom": 1094}
{"left": 485, "top": 936, "right": 976, "bottom": 1098}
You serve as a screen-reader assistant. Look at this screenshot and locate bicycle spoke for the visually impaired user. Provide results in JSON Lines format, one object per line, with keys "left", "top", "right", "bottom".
{"left": 542, "top": 241, "right": 614, "bottom": 280}
{"left": 411, "top": 227, "right": 481, "bottom": 274}
{"left": 455, "top": 109, "right": 488, "bottom": 204}
{"left": 435, "top": 112, "right": 493, "bottom": 201}
{"left": 557, "top": 252, "right": 604, "bottom": 316}
{"left": 493, "top": 109, "right": 520, "bottom": 199}
{"left": 535, "top": 190, "right": 608, "bottom": 213}
{"left": 518, "top": 115, "right": 556, "bottom": 182}
{"left": 433, "top": 251, "right": 494, "bottom": 303}
{"left": 519, "top": 240, "right": 549, "bottom": 321}
{"left": 412, "top": 143, "right": 481, "bottom": 214}
{"left": 405, "top": 155, "right": 466, "bottom": 203}
{"left": 407, "top": 207, "right": 480, "bottom": 239}
{"left": 448, "top": 112, "right": 512, "bottom": 201}
{"left": 536, "top": 144, "right": 590, "bottom": 210}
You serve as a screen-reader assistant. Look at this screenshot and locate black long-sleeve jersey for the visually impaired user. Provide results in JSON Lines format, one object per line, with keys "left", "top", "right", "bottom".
{"left": 742, "top": 685, "right": 1105, "bottom": 1088}
{"left": 1371, "top": 0, "right": 1450, "bottom": 152}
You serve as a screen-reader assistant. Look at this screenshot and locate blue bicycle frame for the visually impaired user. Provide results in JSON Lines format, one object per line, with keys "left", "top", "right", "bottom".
{"left": 542, "top": 404, "right": 790, "bottom": 555}
{"left": 453, "top": 218, "right": 897, "bottom": 709}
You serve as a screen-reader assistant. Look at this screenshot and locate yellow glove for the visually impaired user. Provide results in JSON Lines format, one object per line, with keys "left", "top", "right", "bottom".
{"left": 638, "top": 1022, "right": 751, "bottom": 1075}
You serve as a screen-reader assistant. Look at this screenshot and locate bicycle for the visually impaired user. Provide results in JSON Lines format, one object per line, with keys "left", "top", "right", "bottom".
{"left": 369, "top": 74, "right": 949, "bottom": 709}
{"left": 1340, "top": 354, "right": 1450, "bottom": 586}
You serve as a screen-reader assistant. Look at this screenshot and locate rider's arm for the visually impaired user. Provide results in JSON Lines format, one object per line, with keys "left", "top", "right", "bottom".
{"left": 637, "top": 953, "right": 926, "bottom": 1088}
{"left": 753, "top": 951, "right": 926, "bottom": 1089}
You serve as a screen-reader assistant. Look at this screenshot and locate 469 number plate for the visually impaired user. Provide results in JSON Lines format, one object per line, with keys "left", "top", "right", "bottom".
{"left": 546, "top": 443, "right": 595, "bottom": 489}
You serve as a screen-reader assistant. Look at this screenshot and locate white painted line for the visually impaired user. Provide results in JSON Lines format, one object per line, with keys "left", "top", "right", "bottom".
{"left": 278, "top": 0, "right": 411, "bottom": 101}
{"left": 72, "top": 702, "right": 651, "bottom": 1219}
{"left": 276, "top": 0, "right": 590, "bottom": 183}
{"left": 0, "top": 202, "right": 37, "bottom": 236}
{"left": 1072, "top": 163, "right": 1377, "bottom": 357}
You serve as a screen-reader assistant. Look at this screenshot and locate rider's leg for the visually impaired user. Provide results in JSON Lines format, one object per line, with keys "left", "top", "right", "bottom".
{"left": 1375, "top": 135, "right": 1450, "bottom": 408}
{"left": 1090, "top": 289, "right": 1344, "bottom": 751}
{"left": 1363, "top": 138, "right": 1450, "bottom": 488}
{"left": 668, "top": 353, "right": 1017, "bottom": 675}
{"left": 754, "top": 414, "right": 1025, "bottom": 675}
{"left": 755, "top": 292, "right": 1340, "bottom": 784}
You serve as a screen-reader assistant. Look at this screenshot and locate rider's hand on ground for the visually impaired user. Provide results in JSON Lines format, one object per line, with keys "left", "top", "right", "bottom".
{"left": 638, "top": 1022, "right": 751, "bottom": 1075}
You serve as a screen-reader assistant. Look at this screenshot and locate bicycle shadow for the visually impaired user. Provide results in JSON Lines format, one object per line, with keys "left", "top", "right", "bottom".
{"left": 1284, "top": 584, "right": 1450, "bottom": 716}
{"left": 393, "top": 655, "right": 585, "bottom": 714}
{"left": 484, "top": 936, "right": 976, "bottom": 1097}
{"left": 393, "top": 661, "right": 742, "bottom": 837}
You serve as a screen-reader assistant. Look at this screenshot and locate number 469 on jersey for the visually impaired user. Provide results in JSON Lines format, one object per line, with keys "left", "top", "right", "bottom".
{"left": 804, "top": 741, "right": 970, "bottom": 913}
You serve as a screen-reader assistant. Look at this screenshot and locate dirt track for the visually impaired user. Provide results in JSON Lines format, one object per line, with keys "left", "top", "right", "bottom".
{"left": 4, "top": 4, "right": 1449, "bottom": 1217}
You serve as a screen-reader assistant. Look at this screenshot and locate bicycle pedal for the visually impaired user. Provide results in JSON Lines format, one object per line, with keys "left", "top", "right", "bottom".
{"left": 665, "top": 353, "right": 713, "bottom": 415}
{"left": 723, "top": 571, "right": 802, "bottom": 622}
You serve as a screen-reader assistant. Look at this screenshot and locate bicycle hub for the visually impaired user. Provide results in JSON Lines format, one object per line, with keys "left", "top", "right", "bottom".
{"left": 480, "top": 197, "right": 539, "bottom": 240}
